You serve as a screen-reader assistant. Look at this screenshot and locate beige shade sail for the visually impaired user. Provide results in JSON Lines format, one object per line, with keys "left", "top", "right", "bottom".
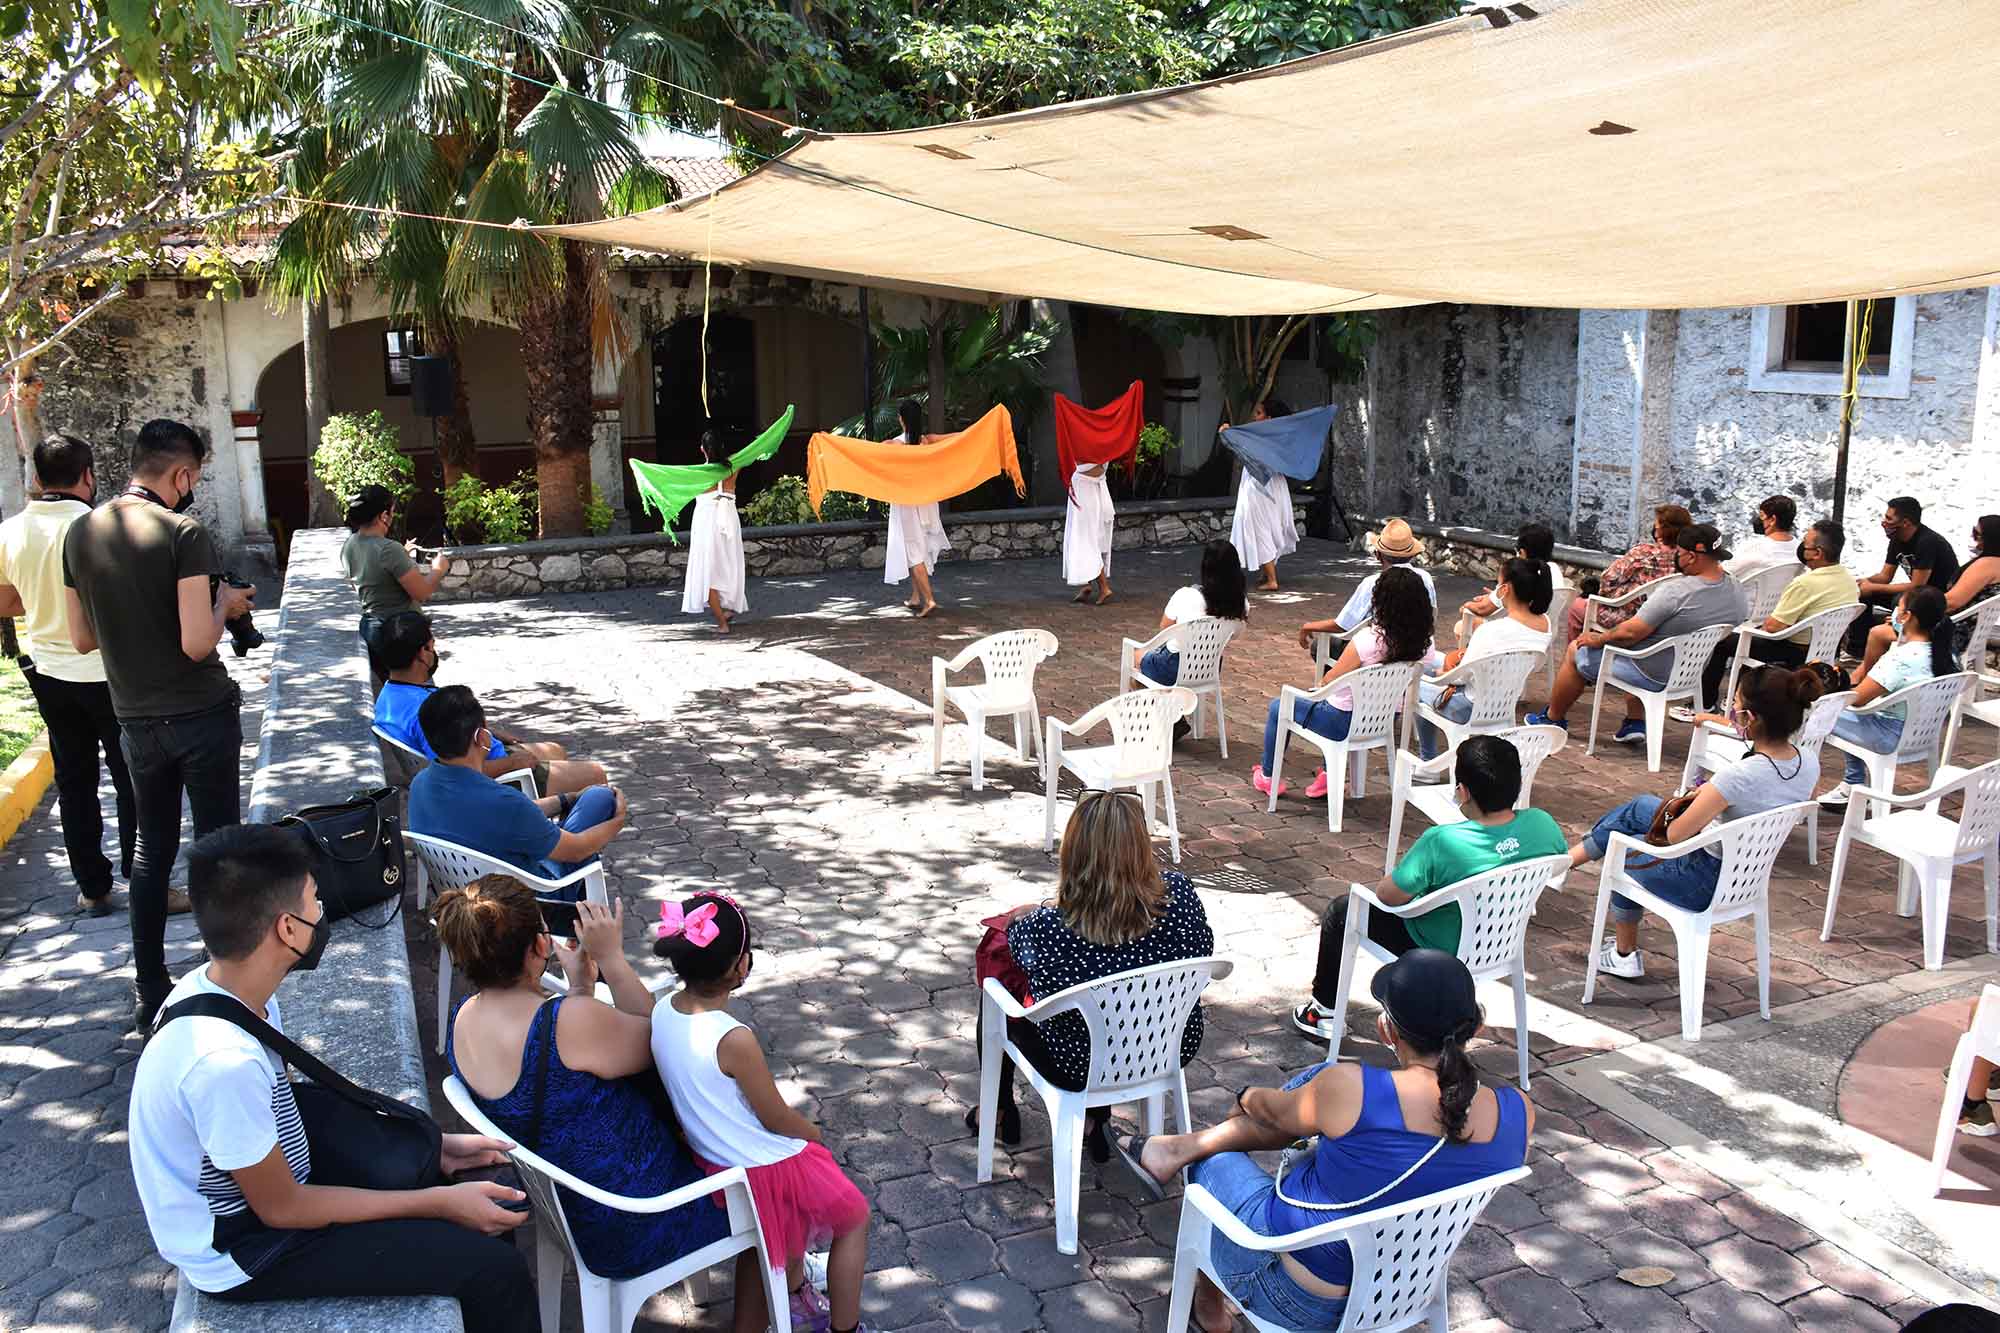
{"left": 553, "top": 0, "right": 2000, "bottom": 315}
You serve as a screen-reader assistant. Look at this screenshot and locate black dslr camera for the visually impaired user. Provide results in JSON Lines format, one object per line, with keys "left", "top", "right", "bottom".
{"left": 215, "top": 572, "right": 264, "bottom": 657}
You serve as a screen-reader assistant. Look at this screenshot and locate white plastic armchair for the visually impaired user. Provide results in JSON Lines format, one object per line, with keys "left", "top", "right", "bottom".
{"left": 930, "top": 629, "right": 1059, "bottom": 791}
{"left": 1824, "top": 672, "right": 1976, "bottom": 808}
{"left": 407, "top": 831, "right": 607, "bottom": 1053}
{"left": 1383, "top": 725, "right": 1568, "bottom": 874}
{"left": 373, "top": 725, "right": 539, "bottom": 797}
{"left": 1717, "top": 603, "right": 1862, "bottom": 715}
{"left": 1543, "top": 585, "right": 1580, "bottom": 697}
{"left": 1122, "top": 617, "right": 1239, "bottom": 756}
{"left": 1271, "top": 661, "right": 1420, "bottom": 834}
{"left": 977, "top": 957, "right": 1232, "bottom": 1255}
{"left": 1167, "top": 1166, "right": 1530, "bottom": 1333}
{"left": 1324, "top": 857, "right": 1569, "bottom": 1088}
{"left": 1582, "top": 575, "right": 1670, "bottom": 634}
{"left": 1681, "top": 690, "right": 1853, "bottom": 866}
{"left": 442, "top": 1076, "right": 787, "bottom": 1333}
{"left": 1583, "top": 801, "right": 1813, "bottom": 1041}
{"left": 1044, "top": 687, "right": 1196, "bottom": 860}
{"left": 1822, "top": 759, "right": 2000, "bottom": 970}
{"left": 1738, "top": 562, "right": 1805, "bottom": 626}
{"left": 1941, "top": 595, "right": 2000, "bottom": 763}
{"left": 1931, "top": 984, "right": 2000, "bottom": 1196}
{"left": 1583, "top": 622, "right": 1737, "bottom": 772}
{"left": 1416, "top": 648, "right": 1541, "bottom": 754}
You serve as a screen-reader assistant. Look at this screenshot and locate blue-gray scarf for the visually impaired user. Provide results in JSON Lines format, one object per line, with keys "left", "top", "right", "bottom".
{"left": 1222, "top": 403, "right": 1339, "bottom": 483}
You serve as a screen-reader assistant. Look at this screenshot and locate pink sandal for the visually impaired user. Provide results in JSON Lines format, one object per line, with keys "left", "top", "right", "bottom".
{"left": 1251, "top": 766, "right": 1289, "bottom": 797}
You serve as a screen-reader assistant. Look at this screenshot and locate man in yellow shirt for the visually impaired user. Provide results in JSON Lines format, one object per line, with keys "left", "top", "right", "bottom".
{"left": 1698, "top": 519, "right": 1859, "bottom": 708}
{"left": 0, "top": 434, "right": 135, "bottom": 916}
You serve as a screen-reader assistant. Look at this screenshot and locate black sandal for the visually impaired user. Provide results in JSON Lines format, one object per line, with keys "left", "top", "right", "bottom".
{"left": 965, "top": 1104, "right": 1021, "bottom": 1147}
{"left": 1111, "top": 1128, "right": 1169, "bottom": 1201}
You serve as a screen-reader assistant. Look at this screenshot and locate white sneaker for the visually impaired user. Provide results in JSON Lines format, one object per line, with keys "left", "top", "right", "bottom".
{"left": 1667, "top": 705, "right": 1699, "bottom": 724}
{"left": 1818, "top": 782, "right": 1852, "bottom": 806}
{"left": 1595, "top": 941, "right": 1646, "bottom": 979}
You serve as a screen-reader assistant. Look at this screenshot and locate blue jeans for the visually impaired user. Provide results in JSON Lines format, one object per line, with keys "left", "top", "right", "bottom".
{"left": 1190, "top": 1148, "right": 1348, "bottom": 1329}
{"left": 1574, "top": 644, "right": 1668, "bottom": 692}
{"left": 1262, "top": 697, "right": 1352, "bottom": 772}
{"left": 538, "top": 785, "right": 619, "bottom": 881}
{"left": 1416, "top": 680, "right": 1475, "bottom": 760}
{"left": 1830, "top": 710, "right": 1905, "bottom": 785}
{"left": 1581, "top": 795, "right": 1722, "bottom": 923}
{"left": 1139, "top": 646, "right": 1181, "bottom": 686}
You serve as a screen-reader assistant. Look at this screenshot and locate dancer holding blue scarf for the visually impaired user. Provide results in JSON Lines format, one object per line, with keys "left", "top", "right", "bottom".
{"left": 1223, "top": 400, "right": 1337, "bottom": 591}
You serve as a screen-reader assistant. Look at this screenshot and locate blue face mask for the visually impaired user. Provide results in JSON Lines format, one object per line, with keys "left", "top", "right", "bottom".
{"left": 1891, "top": 606, "right": 1909, "bottom": 635}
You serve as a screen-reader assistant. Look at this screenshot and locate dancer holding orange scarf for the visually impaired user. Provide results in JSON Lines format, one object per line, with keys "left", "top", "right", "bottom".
{"left": 1055, "top": 380, "right": 1142, "bottom": 605}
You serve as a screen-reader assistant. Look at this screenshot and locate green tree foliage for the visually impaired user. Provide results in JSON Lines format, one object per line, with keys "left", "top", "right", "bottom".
{"left": 444, "top": 471, "right": 537, "bottom": 544}
{"left": 312, "top": 410, "right": 415, "bottom": 512}
{"left": 1185, "top": 0, "right": 1459, "bottom": 72}
{"left": 738, "top": 475, "right": 877, "bottom": 527}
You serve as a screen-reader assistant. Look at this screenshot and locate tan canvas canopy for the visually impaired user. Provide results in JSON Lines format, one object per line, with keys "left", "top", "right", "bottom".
{"left": 555, "top": 0, "right": 2000, "bottom": 315}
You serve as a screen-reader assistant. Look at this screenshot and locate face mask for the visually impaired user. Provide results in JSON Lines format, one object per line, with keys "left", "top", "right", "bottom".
{"left": 172, "top": 477, "right": 197, "bottom": 514}
{"left": 1751, "top": 509, "right": 1767, "bottom": 536}
{"left": 282, "top": 908, "right": 331, "bottom": 972}
{"left": 423, "top": 646, "right": 440, "bottom": 680}
{"left": 1891, "top": 607, "right": 1909, "bottom": 635}
{"left": 1672, "top": 550, "right": 1688, "bottom": 575}
{"left": 1796, "top": 541, "right": 1810, "bottom": 564}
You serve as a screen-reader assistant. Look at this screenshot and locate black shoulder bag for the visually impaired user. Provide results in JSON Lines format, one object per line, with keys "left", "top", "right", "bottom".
{"left": 157, "top": 993, "right": 444, "bottom": 1191}
{"left": 279, "top": 787, "right": 406, "bottom": 926}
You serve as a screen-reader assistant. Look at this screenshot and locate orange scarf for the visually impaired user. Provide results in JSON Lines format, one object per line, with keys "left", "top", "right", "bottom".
{"left": 806, "top": 404, "right": 1024, "bottom": 516}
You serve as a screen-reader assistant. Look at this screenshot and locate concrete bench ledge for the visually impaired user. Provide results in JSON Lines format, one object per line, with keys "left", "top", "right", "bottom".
{"left": 172, "top": 527, "right": 459, "bottom": 1333}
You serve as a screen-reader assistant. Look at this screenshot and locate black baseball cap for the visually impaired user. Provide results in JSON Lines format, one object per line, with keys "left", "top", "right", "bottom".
{"left": 1675, "top": 523, "right": 1732, "bottom": 562}
{"left": 1370, "top": 949, "right": 1481, "bottom": 1045}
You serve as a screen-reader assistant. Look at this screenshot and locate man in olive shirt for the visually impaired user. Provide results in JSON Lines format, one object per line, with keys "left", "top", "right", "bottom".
{"left": 63, "top": 418, "right": 254, "bottom": 1033}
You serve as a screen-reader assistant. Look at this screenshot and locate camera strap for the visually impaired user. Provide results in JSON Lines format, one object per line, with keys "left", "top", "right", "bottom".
{"left": 126, "top": 484, "right": 169, "bottom": 506}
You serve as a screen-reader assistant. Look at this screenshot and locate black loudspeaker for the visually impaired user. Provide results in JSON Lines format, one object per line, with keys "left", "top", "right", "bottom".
{"left": 409, "top": 355, "right": 452, "bottom": 418}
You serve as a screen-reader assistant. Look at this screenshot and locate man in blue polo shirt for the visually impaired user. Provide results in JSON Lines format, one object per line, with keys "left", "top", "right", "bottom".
{"left": 370, "top": 610, "right": 602, "bottom": 795}
{"left": 408, "top": 685, "right": 627, "bottom": 880}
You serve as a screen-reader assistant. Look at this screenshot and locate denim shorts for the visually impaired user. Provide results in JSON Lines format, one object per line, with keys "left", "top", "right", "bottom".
{"left": 1190, "top": 1152, "right": 1349, "bottom": 1329}
{"left": 1574, "top": 645, "right": 1667, "bottom": 691}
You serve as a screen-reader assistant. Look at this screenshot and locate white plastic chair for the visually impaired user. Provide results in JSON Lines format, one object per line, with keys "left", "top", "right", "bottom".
{"left": 1681, "top": 690, "right": 1854, "bottom": 866}
{"left": 1045, "top": 687, "right": 1196, "bottom": 861}
{"left": 1931, "top": 984, "right": 2000, "bottom": 1196}
{"left": 1824, "top": 673, "right": 1976, "bottom": 807}
{"left": 373, "top": 725, "right": 539, "bottom": 796}
{"left": 1582, "top": 574, "right": 1670, "bottom": 633}
{"left": 976, "top": 956, "right": 1232, "bottom": 1255}
{"left": 1270, "top": 661, "right": 1420, "bottom": 833}
{"left": 1582, "top": 801, "right": 1812, "bottom": 1042}
{"left": 1123, "top": 617, "right": 1240, "bottom": 756}
{"left": 1822, "top": 759, "right": 2000, "bottom": 970}
{"left": 1384, "top": 724, "right": 1569, "bottom": 874}
{"left": 1543, "top": 585, "right": 1579, "bottom": 698}
{"left": 930, "top": 629, "right": 1059, "bottom": 791}
{"left": 1738, "top": 563, "right": 1804, "bottom": 626}
{"left": 409, "top": 831, "right": 607, "bottom": 1053}
{"left": 1940, "top": 595, "right": 2000, "bottom": 761}
{"left": 1416, "top": 649, "right": 1541, "bottom": 755}
{"left": 1583, "top": 622, "right": 1737, "bottom": 773}
{"left": 442, "top": 1076, "right": 787, "bottom": 1333}
{"left": 1716, "top": 603, "right": 1863, "bottom": 714}
{"left": 1323, "top": 854, "right": 1570, "bottom": 1089}
{"left": 1167, "top": 1166, "right": 1530, "bottom": 1333}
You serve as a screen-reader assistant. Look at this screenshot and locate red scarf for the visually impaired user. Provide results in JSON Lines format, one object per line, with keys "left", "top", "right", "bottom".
{"left": 1054, "top": 380, "right": 1144, "bottom": 500}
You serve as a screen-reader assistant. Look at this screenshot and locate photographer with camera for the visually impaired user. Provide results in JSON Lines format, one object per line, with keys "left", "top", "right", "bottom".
{"left": 63, "top": 418, "right": 253, "bottom": 1035}
{"left": 0, "top": 434, "right": 135, "bottom": 917}
{"left": 340, "top": 484, "right": 450, "bottom": 660}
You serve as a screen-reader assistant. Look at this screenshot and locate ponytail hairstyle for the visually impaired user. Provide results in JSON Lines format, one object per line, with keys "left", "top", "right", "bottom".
{"left": 1383, "top": 1007, "right": 1485, "bottom": 1144}
{"left": 698, "top": 430, "right": 723, "bottom": 464}
{"left": 1801, "top": 659, "right": 1851, "bottom": 695}
{"left": 1902, "top": 585, "right": 1958, "bottom": 678}
{"left": 1197, "top": 537, "right": 1249, "bottom": 621}
{"left": 1370, "top": 566, "right": 1433, "bottom": 665}
{"left": 1499, "top": 555, "right": 1553, "bottom": 616}
{"left": 652, "top": 891, "right": 752, "bottom": 993}
{"left": 896, "top": 398, "right": 924, "bottom": 444}
{"left": 1735, "top": 663, "right": 1824, "bottom": 741}
{"left": 344, "top": 483, "right": 395, "bottom": 533}
{"left": 431, "top": 874, "right": 543, "bottom": 989}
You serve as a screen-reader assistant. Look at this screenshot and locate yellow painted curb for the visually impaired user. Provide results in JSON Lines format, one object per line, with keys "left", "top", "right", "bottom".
{"left": 0, "top": 731, "right": 53, "bottom": 851}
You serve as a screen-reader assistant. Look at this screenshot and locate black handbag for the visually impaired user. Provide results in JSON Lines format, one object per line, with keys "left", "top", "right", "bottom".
{"left": 156, "top": 993, "right": 445, "bottom": 1191}
{"left": 279, "top": 787, "right": 406, "bottom": 926}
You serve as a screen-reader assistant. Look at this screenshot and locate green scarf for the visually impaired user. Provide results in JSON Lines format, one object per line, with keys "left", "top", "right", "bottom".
{"left": 628, "top": 405, "right": 796, "bottom": 542}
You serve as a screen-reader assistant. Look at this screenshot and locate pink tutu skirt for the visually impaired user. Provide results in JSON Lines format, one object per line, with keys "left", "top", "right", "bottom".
{"left": 700, "top": 1142, "right": 868, "bottom": 1265}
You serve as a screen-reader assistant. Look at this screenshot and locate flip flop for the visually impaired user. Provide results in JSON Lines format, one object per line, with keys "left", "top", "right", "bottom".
{"left": 1111, "top": 1128, "right": 1169, "bottom": 1201}
{"left": 1073, "top": 586, "right": 1094, "bottom": 603}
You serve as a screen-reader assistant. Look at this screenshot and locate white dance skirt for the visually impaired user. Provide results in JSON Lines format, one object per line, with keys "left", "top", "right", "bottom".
{"left": 885, "top": 502, "right": 949, "bottom": 585}
{"left": 683, "top": 490, "right": 747, "bottom": 614}
{"left": 1062, "top": 468, "right": 1116, "bottom": 585}
{"left": 1231, "top": 471, "right": 1298, "bottom": 571}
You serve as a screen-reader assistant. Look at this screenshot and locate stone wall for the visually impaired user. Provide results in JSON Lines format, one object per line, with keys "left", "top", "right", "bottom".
{"left": 432, "top": 498, "right": 1254, "bottom": 602}
{"left": 1363, "top": 515, "right": 1612, "bottom": 590}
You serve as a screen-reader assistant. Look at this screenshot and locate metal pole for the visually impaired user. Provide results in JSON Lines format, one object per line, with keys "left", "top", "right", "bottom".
{"left": 859, "top": 286, "right": 876, "bottom": 434}
{"left": 1832, "top": 297, "right": 1858, "bottom": 528}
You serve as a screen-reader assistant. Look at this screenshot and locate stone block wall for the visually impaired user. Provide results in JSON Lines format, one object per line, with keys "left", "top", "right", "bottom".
{"left": 431, "top": 499, "right": 1255, "bottom": 602}
{"left": 1363, "top": 515, "right": 1611, "bottom": 590}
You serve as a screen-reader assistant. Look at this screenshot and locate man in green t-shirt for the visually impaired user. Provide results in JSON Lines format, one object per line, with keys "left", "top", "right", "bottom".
{"left": 1293, "top": 734, "right": 1568, "bottom": 1038}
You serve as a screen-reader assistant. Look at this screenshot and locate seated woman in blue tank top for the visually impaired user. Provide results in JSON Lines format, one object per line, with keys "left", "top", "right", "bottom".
{"left": 1113, "top": 951, "right": 1533, "bottom": 1331}
{"left": 435, "top": 875, "right": 771, "bottom": 1330}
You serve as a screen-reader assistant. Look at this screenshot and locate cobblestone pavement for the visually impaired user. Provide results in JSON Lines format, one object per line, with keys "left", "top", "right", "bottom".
{"left": 411, "top": 540, "right": 1996, "bottom": 1331}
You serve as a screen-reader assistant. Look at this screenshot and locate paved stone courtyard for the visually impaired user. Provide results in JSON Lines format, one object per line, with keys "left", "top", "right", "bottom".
{"left": 2, "top": 540, "right": 1996, "bottom": 1330}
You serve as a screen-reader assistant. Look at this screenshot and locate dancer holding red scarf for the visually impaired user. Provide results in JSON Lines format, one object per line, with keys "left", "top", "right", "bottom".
{"left": 1055, "top": 380, "right": 1143, "bottom": 605}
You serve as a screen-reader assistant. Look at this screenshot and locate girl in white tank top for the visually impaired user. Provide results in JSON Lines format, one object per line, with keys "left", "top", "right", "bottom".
{"left": 649, "top": 892, "right": 874, "bottom": 1332}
